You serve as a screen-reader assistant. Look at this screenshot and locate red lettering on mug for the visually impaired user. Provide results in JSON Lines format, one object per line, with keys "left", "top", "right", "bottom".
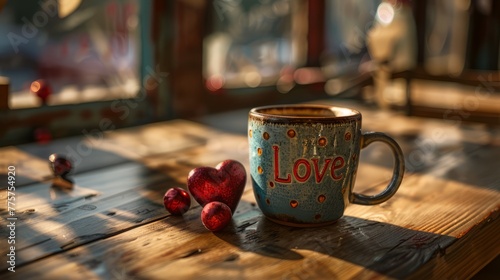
{"left": 273, "top": 145, "right": 292, "bottom": 183}
{"left": 312, "top": 158, "right": 332, "bottom": 183}
{"left": 293, "top": 159, "right": 311, "bottom": 182}
{"left": 272, "top": 145, "right": 346, "bottom": 184}
{"left": 331, "top": 156, "right": 345, "bottom": 180}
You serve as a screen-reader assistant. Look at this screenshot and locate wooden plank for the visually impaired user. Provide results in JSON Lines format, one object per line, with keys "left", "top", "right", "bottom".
{"left": 0, "top": 146, "right": 56, "bottom": 187}
{"left": 2, "top": 103, "right": 499, "bottom": 278}
{"left": 0, "top": 123, "right": 255, "bottom": 269}
{"left": 0, "top": 135, "right": 395, "bottom": 274}
{"left": 410, "top": 79, "right": 500, "bottom": 114}
{"left": 0, "top": 162, "right": 172, "bottom": 269}
{"left": 409, "top": 215, "right": 499, "bottom": 280}
{"left": 4, "top": 165, "right": 498, "bottom": 279}
{"left": 0, "top": 120, "right": 215, "bottom": 187}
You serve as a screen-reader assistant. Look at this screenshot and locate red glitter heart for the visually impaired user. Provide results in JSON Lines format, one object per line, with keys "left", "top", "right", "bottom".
{"left": 187, "top": 160, "right": 246, "bottom": 213}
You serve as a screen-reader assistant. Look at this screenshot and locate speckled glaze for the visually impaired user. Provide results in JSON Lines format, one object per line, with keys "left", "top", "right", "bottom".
{"left": 248, "top": 104, "right": 405, "bottom": 227}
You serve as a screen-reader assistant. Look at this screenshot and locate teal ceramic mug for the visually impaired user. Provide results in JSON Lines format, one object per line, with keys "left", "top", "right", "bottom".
{"left": 248, "top": 104, "right": 405, "bottom": 227}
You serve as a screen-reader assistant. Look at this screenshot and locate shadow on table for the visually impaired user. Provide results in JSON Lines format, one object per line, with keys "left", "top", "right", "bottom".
{"left": 215, "top": 209, "right": 457, "bottom": 279}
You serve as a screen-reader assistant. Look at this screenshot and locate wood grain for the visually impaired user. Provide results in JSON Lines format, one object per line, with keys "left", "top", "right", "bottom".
{"left": 1, "top": 101, "right": 499, "bottom": 279}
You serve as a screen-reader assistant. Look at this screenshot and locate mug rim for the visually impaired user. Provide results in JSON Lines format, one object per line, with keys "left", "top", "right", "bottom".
{"left": 249, "top": 104, "right": 361, "bottom": 123}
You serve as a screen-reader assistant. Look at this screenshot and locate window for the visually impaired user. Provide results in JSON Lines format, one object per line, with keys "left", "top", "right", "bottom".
{"left": 0, "top": 0, "right": 164, "bottom": 146}
{"left": 204, "top": 0, "right": 307, "bottom": 92}
{"left": 1, "top": 0, "right": 141, "bottom": 108}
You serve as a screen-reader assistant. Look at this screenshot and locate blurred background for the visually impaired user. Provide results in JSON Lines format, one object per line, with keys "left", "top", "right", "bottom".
{"left": 0, "top": 0, "right": 499, "bottom": 146}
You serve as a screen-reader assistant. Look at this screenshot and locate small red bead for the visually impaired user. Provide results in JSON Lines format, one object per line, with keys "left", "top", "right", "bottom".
{"left": 48, "top": 154, "right": 72, "bottom": 177}
{"left": 163, "top": 187, "right": 191, "bottom": 215}
{"left": 201, "top": 201, "right": 232, "bottom": 232}
{"left": 30, "top": 79, "right": 52, "bottom": 104}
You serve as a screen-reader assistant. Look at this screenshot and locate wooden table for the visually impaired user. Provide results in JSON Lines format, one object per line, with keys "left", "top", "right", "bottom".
{"left": 1, "top": 100, "right": 499, "bottom": 279}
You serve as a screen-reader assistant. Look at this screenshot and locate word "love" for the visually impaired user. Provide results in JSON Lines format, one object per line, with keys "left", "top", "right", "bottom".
{"left": 273, "top": 145, "right": 345, "bottom": 184}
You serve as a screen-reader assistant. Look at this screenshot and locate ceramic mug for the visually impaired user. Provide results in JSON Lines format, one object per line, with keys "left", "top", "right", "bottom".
{"left": 248, "top": 104, "right": 405, "bottom": 227}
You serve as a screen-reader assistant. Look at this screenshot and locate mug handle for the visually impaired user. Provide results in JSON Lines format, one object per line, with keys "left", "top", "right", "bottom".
{"left": 352, "top": 132, "right": 405, "bottom": 205}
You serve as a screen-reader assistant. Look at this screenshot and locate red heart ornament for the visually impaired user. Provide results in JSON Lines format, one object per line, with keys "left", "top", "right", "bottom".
{"left": 187, "top": 160, "right": 246, "bottom": 213}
